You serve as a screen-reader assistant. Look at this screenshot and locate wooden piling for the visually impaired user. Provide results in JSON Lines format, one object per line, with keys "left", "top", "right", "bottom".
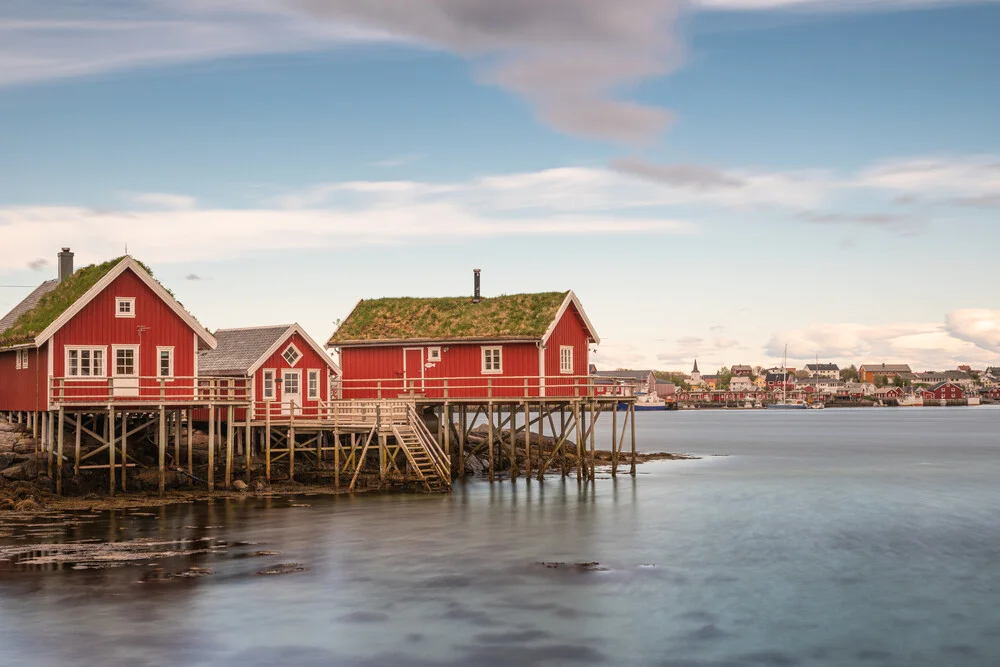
{"left": 524, "top": 402, "right": 532, "bottom": 480}
{"left": 74, "top": 412, "right": 81, "bottom": 477}
{"left": 226, "top": 405, "right": 234, "bottom": 488}
{"left": 245, "top": 415, "right": 252, "bottom": 480}
{"left": 630, "top": 402, "right": 637, "bottom": 476}
{"left": 575, "top": 403, "right": 583, "bottom": 481}
{"left": 108, "top": 407, "right": 116, "bottom": 496}
{"left": 207, "top": 404, "right": 215, "bottom": 492}
{"left": 589, "top": 401, "right": 596, "bottom": 482}
{"left": 487, "top": 403, "right": 495, "bottom": 482}
{"left": 186, "top": 408, "right": 193, "bottom": 484}
{"left": 56, "top": 407, "right": 65, "bottom": 496}
{"left": 121, "top": 411, "right": 128, "bottom": 492}
{"left": 509, "top": 403, "right": 518, "bottom": 481}
{"left": 611, "top": 403, "right": 618, "bottom": 477}
{"left": 265, "top": 407, "right": 272, "bottom": 481}
{"left": 158, "top": 405, "right": 167, "bottom": 496}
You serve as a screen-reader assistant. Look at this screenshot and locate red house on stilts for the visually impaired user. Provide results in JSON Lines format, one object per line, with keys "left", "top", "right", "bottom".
{"left": 196, "top": 323, "right": 340, "bottom": 422}
{"left": 328, "top": 276, "right": 601, "bottom": 400}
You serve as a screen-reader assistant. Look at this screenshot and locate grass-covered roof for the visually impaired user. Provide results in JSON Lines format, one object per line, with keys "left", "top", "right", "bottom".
{"left": 0, "top": 257, "right": 154, "bottom": 348}
{"left": 329, "top": 292, "right": 570, "bottom": 344}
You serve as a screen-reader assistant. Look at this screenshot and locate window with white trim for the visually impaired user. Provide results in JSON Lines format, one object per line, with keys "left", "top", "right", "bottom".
{"left": 66, "top": 347, "right": 106, "bottom": 377}
{"left": 481, "top": 346, "right": 502, "bottom": 374}
{"left": 21, "top": 350, "right": 28, "bottom": 370}
{"left": 115, "top": 347, "right": 136, "bottom": 376}
{"left": 116, "top": 297, "right": 136, "bottom": 318}
{"left": 427, "top": 347, "right": 441, "bottom": 362}
{"left": 282, "top": 343, "right": 302, "bottom": 367}
{"left": 559, "top": 346, "right": 574, "bottom": 374}
{"left": 262, "top": 369, "right": 275, "bottom": 400}
{"left": 157, "top": 347, "right": 174, "bottom": 378}
{"left": 307, "top": 369, "right": 320, "bottom": 400}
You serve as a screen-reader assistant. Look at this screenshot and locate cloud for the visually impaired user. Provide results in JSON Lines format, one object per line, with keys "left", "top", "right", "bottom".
{"left": 185, "top": 274, "right": 203, "bottom": 281}
{"left": 370, "top": 154, "right": 423, "bottom": 168}
{"left": 611, "top": 157, "right": 745, "bottom": 189}
{"left": 946, "top": 309, "right": 1000, "bottom": 354}
{"left": 677, "top": 336, "right": 704, "bottom": 345}
{"left": 714, "top": 337, "right": 739, "bottom": 348}
{"left": 767, "top": 313, "right": 1000, "bottom": 370}
{"left": 27, "top": 258, "right": 49, "bottom": 271}
{"left": 855, "top": 155, "right": 1000, "bottom": 199}
{"left": 123, "top": 192, "right": 199, "bottom": 210}
{"left": 696, "top": 0, "right": 999, "bottom": 9}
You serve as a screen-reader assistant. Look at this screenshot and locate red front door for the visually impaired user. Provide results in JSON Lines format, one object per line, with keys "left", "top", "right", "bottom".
{"left": 404, "top": 348, "right": 424, "bottom": 392}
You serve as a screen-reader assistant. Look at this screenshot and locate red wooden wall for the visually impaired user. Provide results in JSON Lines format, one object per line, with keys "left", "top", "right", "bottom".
{"left": 252, "top": 331, "right": 331, "bottom": 420}
{"left": 0, "top": 344, "right": 50, "bottom": 412}
{"left": 543, "top": 303, "right": 591, "bottom": 397}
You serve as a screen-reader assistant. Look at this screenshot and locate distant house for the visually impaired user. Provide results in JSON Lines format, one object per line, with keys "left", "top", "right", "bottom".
{"left": 753, "top": 375, "right": 768, "bottom": 389}
{"left": 804, "top": 363, "right": 840, "bottom": 379}
{"left": 802, "top": 377, "right": 844, "bottom": 394}
{"left": 654, "top": 379, "right": 677, "bottom": 399}
{"left": 858, "top": 363, "right": 912, "bottom": 384}
{"left": 915, "top": 370, "right": 972, "bottom": 389}
{"left": 985, "top": 387, "right": 1000, "bottom": 400}
{"left": 731, "top": 364, "right": 753, "bottom": 377}
{"left": 765, "top": 372, "right": 789, "bottom": 387}
{"left": 925, "top": 381, "right": 965, "bottom": 401}
{"left": 875, "top": 386, "right": 904, "bottom": 400}
{"left": 729, "top": 375, "right": 754, "bottom": 391}
{"left": 844, "top": 382, "right": 876, "bottom": 398}
{"left": 703, "top": 374, "right": 719, "bottom": 390}
{"left": 593, "top": 369, "right": 656, "bottom": 395}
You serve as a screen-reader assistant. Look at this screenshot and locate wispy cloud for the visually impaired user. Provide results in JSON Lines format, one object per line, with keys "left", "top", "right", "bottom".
{"left": 122, "top": 192, "right": 199, "bottom": 210}
{"left": 370, "top": 154, "right": 423, "bottom": 168}
{"left": 697, "top": 0, "right": 999, "bottom": 9}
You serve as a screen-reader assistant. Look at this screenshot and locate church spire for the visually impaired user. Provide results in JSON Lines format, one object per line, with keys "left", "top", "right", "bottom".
{"left": 692, "top": 359, "right": 699, "bottom": 373}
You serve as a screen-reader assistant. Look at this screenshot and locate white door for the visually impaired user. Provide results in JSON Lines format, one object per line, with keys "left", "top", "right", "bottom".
{"left": 282, "top": 369, "right": 302, "bottom": 415}
{"left": 113, "top": 345, "right": 140, "bottom": 398}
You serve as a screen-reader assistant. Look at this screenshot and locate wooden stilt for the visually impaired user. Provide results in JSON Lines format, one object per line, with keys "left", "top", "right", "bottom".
{"left": 589, "top": 401, "right": 597, "bottom": 481}
{"left": 56, "top": 407, "right": 65, "bottom": 495}
{"left": 630, "top": 402, "right": 637, "bottom": 476}
{"left": 510, "top": 404, "right": 518, "bottom": 481}
{"left": 575, "top": 403, "right": 583, "bottom": 481}
{"left": 186, "top": 408, "right": 193, "bottom": 485}
{"left": 207, "top": 404, "right": 215, "bottom": 492}
{"left": 109, "top": 407, "right": 116, "bottom": 496}
{"left": 443, "top": 404, "right": 451, "bottom": 481}
{"left": 524, "top": 402, "right": 531, "bottom": 481}
{"left": 288, "top": 420, "right": 296, "bottom": 481}
{"left": 560, "top": 407, "right": 568, "bottom": 478}
{"left": 46, "top": 411, "right": 54, "bottom": 479}
{"left": 611, "top": 403, "right": 618, "bottom": 477}
{"left": 122, "top": 411, "right": 128, "bottom": 492}
{"left": 265, "top": 407, "right": 272, "bottom": 481}
{"left": 459, "top": 407, "right": 466, "bottom": 479}
{"left": 226, "top": 405, "right": 234, "bottom": 488}
{"left": 487, "top": 403, "right": 495, "bottom": 482}
{"left": 174, "top": 409, "right": 181, "bottom": 469}
{"left": 245, "top": 415, "right": 252, "bottom": 480}
{"left": 74, "top": 412, "right": 81, "bottom": 477}
{"left": 334, "top": 427, "right": 340, "bottom": 489}
{"left": 32, "top": 411, "right": 38, "bottom": 463}
{"left": 158, "top": 405, "right": 166, "bottom": 495}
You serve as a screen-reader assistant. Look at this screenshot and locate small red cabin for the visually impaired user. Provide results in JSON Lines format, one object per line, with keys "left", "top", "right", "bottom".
{"left": 0, "top": 251, "right": 218, "bottom": 412}
{"left": 329, "top": 290, "right": 600, "bottom": 399}
{"left": 925, "top": 381, "right": 965, "bottom": 401}
{"left": 196, "top": 324, "right": 340, "bottom": 422}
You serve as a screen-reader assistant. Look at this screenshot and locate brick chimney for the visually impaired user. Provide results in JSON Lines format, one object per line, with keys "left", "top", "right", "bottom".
{"left": 58, "top": 247, "right": 74, "bottom": 282}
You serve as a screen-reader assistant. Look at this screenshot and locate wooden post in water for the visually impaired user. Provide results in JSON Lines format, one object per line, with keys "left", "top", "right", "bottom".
{"left": 174, "top": 409, "right": 181, "bottom": 470}
{"left": 121, "top": 411, "right": 128, "bottom": 492}
{"left": 458, "top": 407, "right": 467, "bottom": 480}
{"left": 288, "top": 416, "right": 296, "bottom": 482}
{"left": 158, "top": 405, "right": 167, "bottom": 496}
{"left": 443, "top": 404, "right": 451, "bottom": 479}
{"left": 186, "top": 408, "right": 193, "bottom": 485}
{"left": 32, "top": 411, "right": 38, "bottom": 463}
{"left": 611, "top": 403, "right": 618, "bottom": 477}
{"left": 509, "top": 403, "right": 518, "bottom": 481}
{"left": 524, "top": 402, "right": 532, "bottom": 480}
{"left": 74, "top": 412, "right": 81, "bottom": 477}
{"left": 560, "top": 406, "right": 568, "bottom": 478}
{"left": 207, "top": 404, "right": 215, "bottom": 492}
{"left": 575, "top": 403, "right": 583, "bottom": 481}
{"left": 108, "top": 407, "right": 116, "bottom": 496}
{"left": 226, "top": 405, "right": 234, "bottom": 488}
{"left": 334, "top": 426, "right": 340, "bottom": 490}
{"left": 487, "top": 403, "right": 495, "bottom": 483}
{"left": 630, "top": 402, "right": 637, "bottom": 476}
{"left": 46, "top": 411, "right": 54, "bottom": 479}
{"left": 245, "top": 414, "right": 252, "bottom": 480}
{"left": 589, "top": 402, "right": 597, "bottom": 482}
{"left": 56, "top": 407, "right": 65, "bottom": 496}
{"left": 265, "top": 407, "right": 272, "bottom": 481}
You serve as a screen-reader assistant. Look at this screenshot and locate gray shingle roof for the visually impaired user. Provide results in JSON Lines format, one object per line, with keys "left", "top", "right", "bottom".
{"left": 0, "top": 280, "right": 59, "bottom": 338}
{"left": 592, "top": 370, "right": 653, "bottom": 381}
{"left": 198, "top": 325, "right": 292, "bottom": 376}
{"left": 860, "top": 363, "right": 912, "bottom": 373}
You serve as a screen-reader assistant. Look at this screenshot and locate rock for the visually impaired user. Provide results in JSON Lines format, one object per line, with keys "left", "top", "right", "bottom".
{"left": 232, "top": 479, "right": 248, "bottom": 492}
{"left": 251, "top": 479, "right": 268, "bottom": 492}
{"left": 13, "top": 440, "right": 36, "bottom": 455}
{"left": 0, "top": 453, "right": 15, "bottom": 470}
{"left": 14, "top": 498, "right": 41, "bottom": 512}
{"left": 0, "top": 498, "right": 14, "bottom": 511}
{"left": 1, "top": 459, "right": 36, "bottom": 481}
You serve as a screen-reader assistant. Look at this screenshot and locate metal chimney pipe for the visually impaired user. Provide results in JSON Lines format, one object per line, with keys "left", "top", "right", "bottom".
{"left": 58, "top": 247, "right": 74, "bottom": 282}
{"left": 473, "top": 269, "right": 481, "bottom": 303}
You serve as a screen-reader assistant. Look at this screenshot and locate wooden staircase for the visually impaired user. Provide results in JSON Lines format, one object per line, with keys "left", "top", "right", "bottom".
{"left": 391, "top": 407, "right": 451, "bottom": 493}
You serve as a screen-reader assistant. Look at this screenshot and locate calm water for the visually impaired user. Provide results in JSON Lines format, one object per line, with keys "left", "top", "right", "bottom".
{"left": 2, "top": 407, "right": 999, "bottom": 667}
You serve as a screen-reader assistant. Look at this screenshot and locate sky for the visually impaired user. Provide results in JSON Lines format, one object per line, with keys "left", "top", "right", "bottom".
{"left": 1, "top": 0, "right": 998, "bottom": 374}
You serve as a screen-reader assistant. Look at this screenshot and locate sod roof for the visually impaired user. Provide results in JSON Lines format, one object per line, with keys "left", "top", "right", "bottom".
{"left": 328, "top": 291, "right": 571, "bottom": 344}
{"left": 0, "top": 257, "right": 157, "bottom": 348}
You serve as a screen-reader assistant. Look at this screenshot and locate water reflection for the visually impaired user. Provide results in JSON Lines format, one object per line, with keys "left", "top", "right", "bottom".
{"left": 2, "top": 408, "right": 1000, "bottom": 666}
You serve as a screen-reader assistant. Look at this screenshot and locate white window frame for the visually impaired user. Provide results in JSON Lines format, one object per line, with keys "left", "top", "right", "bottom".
{"left": 15, "top": 350, "right": 22, "bottom": 370}
{"left": 307, "top": 369, "right": 320, "bottom": 400}
{"left": 112, "top": 344, "right": 140, "bottom": 377}
{"left": 156, "top": 346, "right": 174, "bottom": 380}
{"left": 281, "top": 343, "right": 302, "bottom": 367}
{"left": 481, "top": 346, "right": 502, "bottom": 375}
{"left": 262, "top": 369, "right": 276, "bottom": 400}
{"left": 559, "top": 345, "right": 574, "bottom": 374}
{"left": 65, "top": 346, "right": 107, "bottom": 379}
{"left": 21, "top": 350, "right": 28, "bottom": 370}
{"left": 115, "top": 297, "right": 136, "bottom": 319}
{"left": 427, "top": 347, "right": 442, "bottom": 363}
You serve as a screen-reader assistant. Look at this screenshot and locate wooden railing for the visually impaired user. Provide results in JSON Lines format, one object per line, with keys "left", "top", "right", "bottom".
{"left": 49, "top": 376, "right": 250, "bottom": 405}
{"left": 406, "top": 403, "right": 450, "bottom": 482}
{"left": 337, "top": 374, "right": 639, "bottom": 400}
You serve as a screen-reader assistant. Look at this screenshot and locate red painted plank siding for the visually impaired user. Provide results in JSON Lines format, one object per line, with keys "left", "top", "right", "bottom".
{"left": 0, "top": 344, "right": 49, "bottom": 412}
{"left": 51, "top": 268, "right": 200, "bottom": 403}
{"left": 543, "top": 303, "right": 591, "bottom": 397}
{"left": 253, "top": 332, "right": 330, "bottom": 420}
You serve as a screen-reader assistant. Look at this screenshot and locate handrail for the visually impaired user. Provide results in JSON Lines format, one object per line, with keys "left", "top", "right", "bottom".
{"left": 49, "top": 375, "right": 250, "bottom": 404}
{"left": 407, "top": 404, "right": 451, "bottom": 483}
{"left": 335, "top": 374, "right": 639, "bottom": 400}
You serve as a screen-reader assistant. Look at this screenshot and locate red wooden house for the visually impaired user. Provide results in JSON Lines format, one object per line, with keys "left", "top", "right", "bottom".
{"left": 924, "top": 382, "right": 965, "bottom": 401}
{"left": 328, "top": 288, "right": 600, "bottom": 399}
{"left": 196, "top": 323, "right": 340, "bottom": 421}
{"left": 0, "top": 250, "right": 220, "bottom": 413}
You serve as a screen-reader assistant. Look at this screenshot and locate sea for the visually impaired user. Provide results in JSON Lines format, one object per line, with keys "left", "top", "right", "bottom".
{"left": 1, "top": 406, "right": 999, "bottom": 667}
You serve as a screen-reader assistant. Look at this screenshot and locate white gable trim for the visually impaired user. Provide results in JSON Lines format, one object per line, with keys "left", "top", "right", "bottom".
{"left": 541, "top": 291, "right": 600, "bottom": 346}
{"left": 34, "top": 257, "right": 217, "bottom": 350}
{"left": 247, "top": 323, "right": 342, "bottom": 377}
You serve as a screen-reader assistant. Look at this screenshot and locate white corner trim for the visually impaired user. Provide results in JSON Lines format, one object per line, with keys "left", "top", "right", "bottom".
{"left": 34, "top": 257, "right": 217, "bottom": 350}
{"left": 541, "top": 290, "right": 601, "bottom": 346}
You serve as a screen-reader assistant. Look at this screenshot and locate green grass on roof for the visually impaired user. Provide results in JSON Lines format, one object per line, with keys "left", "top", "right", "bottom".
{"left": 330, "top": 292, "right": 569, "bottom": 343}
{"left": 0, "top": 257, "right": 162, "bottom": 347}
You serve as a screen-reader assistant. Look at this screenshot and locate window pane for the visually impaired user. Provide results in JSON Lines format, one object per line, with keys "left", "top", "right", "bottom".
{"left": 159, "top": 351, "right": 170, "bottom": 376}
{"left": 93, "top": 350, "right": 104, "bottom": 376}
{"left": 69, "top": 350, "right": 78, "bottom": 376}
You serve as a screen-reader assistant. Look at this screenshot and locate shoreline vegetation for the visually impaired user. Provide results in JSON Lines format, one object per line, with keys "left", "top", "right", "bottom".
{"left": 0, "top": 421, "right": 696, "bottom": 517}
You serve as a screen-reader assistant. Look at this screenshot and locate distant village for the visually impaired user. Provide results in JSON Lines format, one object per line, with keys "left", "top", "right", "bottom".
{"left": 593, "top": 361, "right": 1000, "bottom": 408}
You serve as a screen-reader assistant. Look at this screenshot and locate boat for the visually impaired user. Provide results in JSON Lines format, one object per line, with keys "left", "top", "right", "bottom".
{"left": 767, "top": 344, "right": 808, "bottom": 410}
{"left": 968, "top": 396, "right": 981, "bottom": 406}
{"left": 634, "top": 392, "right": 666, "bottom": 411}
{"left": 807, "top": 401, "right": 825, "bottom": 409}
{"left": 898, "top": 394, "right": 923, "bottom": 407}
